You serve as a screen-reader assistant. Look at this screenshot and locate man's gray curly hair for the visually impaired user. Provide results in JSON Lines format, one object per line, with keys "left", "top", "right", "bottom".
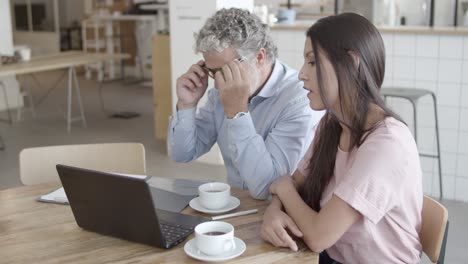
{"left": 194, "top": 8, "right": 277, "bottom": 63}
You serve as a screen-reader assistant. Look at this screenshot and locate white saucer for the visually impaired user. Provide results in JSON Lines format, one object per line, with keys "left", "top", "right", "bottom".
{"left": 189, "top": 196, "right": 240, "bottom": 214}
{"left": 184, "top": 237, "right": 246, "bottom": 262}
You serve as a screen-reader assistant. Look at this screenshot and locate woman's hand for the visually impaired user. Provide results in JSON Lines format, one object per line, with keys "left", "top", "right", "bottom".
{"left": 261, "top": 201, "right": 303, "bottom": 251}
{"left": 269, "top": 175, "right": 297, "bottom": 197}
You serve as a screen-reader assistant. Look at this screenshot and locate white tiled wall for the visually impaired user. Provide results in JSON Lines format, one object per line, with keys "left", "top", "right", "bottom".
{"left": 272, "top": 28, "right": 468, "bottom": 202}
{"left": 379, "top": 32, "right": 468, "bottom": 201}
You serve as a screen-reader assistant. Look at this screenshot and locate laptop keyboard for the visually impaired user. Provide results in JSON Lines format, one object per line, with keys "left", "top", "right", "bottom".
{"left": 160, "top": 222, "right": 193, "bottom": 245}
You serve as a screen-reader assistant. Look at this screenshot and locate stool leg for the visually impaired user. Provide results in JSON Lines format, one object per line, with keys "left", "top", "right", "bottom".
{"left": 71, "top": 67, "right": 87, "bottom": 128}
{"left": 411, "top": 101, "right": 418, "bottom": 144}
{"left": 431, "top": 93, "right": 443, "bottom": 200}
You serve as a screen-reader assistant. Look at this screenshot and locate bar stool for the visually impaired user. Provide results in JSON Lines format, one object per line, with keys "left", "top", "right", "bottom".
{"left": 381, "top": 87, "right": 443, "bottom": 200}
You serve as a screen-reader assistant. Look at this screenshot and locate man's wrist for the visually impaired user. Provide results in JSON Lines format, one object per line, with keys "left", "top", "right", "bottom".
{"left": 225, "top": 105, "right": 248, "bottom": 119}
{"left": 177, "top": 101, "right": 197, "bottom": 111}
{"left": 231, "top": 111, "right": 248, "bottom": 119}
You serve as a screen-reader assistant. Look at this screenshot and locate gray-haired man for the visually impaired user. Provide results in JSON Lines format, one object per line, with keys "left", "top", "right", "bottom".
{"left": 168, "top": 8, "right": 323, "bottom": 199}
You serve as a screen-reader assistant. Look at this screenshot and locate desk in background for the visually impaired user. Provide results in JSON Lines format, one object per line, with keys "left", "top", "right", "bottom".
{"left": 0, "top": 51, "right": 129, "bottom": 132}
{"left": 0, "top": 183, "right": 319, "bottom": 263}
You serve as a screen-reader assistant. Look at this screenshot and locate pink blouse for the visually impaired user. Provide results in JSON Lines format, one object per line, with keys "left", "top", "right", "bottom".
{"left": 297, "top": 117, "right": 423, "bottom": 264}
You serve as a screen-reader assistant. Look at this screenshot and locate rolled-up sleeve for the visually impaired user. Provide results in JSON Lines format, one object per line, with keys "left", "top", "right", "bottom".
{"left": 168, "top": 90, "right": 218, "bottom": 163}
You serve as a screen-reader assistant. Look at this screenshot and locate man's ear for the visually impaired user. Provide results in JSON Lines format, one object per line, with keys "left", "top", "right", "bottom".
{"left": 347, "top": 50, "right": 360, "bottom": 69}
{"left": 255, "top": 48, "right": 267, "bottom": 66}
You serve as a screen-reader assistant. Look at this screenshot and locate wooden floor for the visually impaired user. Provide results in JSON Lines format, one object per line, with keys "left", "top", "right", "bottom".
{"left": 0, "top": 71, "right": 227, "bottom": 189}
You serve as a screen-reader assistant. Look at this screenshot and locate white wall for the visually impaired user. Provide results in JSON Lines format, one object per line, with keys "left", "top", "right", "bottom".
{"left": 254, "top": 0, "right": 373, "bottom": 21}
{"left": 0, "top": 2, "right": 14, "bottom": 55}
{"left": 59, "top": 0, "right": 85, "bottom": 27}
{"left": 374, "top": 0, "right": 459, "bottom": 26}
{"left": 14, "top": 32, "right": 60, "bottom": 55}
{"left": 382, "top": 32, "right": 468, "bottom": 202}
{"left": 396, "top": 0, "right": 430, "bottom": 26}
{"left": 271, "top": 27, "right": 468, "bottom": 202}
{"left": 434, "top": 0, "right": 457, "bottom": 26}
{"left": 0, "top": 0, "right": 22, "bottom": 112}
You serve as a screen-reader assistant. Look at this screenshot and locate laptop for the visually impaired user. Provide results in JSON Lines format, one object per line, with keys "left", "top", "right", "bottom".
{"left": 56, "top": 164, "right": 209, "bottom": 249}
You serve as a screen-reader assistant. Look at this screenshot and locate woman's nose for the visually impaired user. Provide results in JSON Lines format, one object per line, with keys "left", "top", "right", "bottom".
{"left": 298, "top": 69, "right": 307, "bottom": 81}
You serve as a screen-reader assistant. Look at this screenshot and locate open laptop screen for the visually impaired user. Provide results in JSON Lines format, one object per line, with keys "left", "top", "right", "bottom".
{"left": 56, "top": 164, "right": 207, "bottom": 248}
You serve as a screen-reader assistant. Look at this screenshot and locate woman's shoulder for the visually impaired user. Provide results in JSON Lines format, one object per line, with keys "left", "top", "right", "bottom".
{"left": 360, "top": 116, "right": 417, "bottom": 156}
{"left": 369, "top": 117, "right": 412, "bottom": 141}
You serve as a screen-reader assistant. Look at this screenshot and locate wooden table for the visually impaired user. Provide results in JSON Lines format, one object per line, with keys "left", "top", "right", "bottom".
{"left": 0, "top": 51, "right": 130, "bottom": 131}
{"left": 0, "top": 183, "right": 319, "bottom": 263}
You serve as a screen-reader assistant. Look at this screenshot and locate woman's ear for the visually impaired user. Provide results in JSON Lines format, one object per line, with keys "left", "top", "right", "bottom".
{"left": 347, "top": 51, "right": 360, "bottom": 70}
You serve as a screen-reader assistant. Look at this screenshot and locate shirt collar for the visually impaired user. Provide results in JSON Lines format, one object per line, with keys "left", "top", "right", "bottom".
{"left": 254, "top": 59, "right": 283, "bottom": 99}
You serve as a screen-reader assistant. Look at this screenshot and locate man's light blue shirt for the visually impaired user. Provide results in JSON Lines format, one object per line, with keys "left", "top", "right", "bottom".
{"left": 168, "top": 60, "right": 324, "bottom": 199}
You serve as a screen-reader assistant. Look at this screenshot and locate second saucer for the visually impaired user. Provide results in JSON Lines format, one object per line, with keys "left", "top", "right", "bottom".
{"left": 189, "top": 196, "right": 240, "bottom": 214}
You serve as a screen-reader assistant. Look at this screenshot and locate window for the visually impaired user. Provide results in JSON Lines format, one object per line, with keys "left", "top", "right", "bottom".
{"left": 11, "top": 0, "right": 57, "bottom": 32}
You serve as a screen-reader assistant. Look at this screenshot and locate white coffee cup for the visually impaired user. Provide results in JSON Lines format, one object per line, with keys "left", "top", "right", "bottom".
{"left": 198, "top": 182, "right": 230, "bottom": 210}
{"left": 14, "top": 45, "right": 31, "bottom": 61}
{"left": 195, "top": 221, "right": 236, "bottom": 256}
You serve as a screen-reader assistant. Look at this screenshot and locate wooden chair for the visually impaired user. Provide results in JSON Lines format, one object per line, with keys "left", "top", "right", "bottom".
{"left": 420, "top": 195, "right": 449, "bottom": 264}
{"left": 19, "top": 143, "right": 146, "bottom": 185}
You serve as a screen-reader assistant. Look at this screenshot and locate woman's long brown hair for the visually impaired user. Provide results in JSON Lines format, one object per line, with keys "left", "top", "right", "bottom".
{"left": 300, "top": 13, "right": 404, "bottom": 211}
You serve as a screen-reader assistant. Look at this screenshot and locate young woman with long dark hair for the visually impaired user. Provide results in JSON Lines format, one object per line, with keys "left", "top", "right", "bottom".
{"left": 260, "top": 13, "right": 423, "bottom": 264}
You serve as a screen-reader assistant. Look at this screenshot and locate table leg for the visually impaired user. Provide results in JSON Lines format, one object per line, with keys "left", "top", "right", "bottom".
{"left": 0, "top": 80, "right": 13, "bottom": 125}
{"left": 71, "top": 67, "right": 87, "bottom": 128}
{"left": 66, "top": 66, "right": 87, "bottom": 132}
{"left": 67, "top": 67, "right": 73, "bottom": 132}
{"left": 135, "top": 22, "right": 145, "bottom": 80}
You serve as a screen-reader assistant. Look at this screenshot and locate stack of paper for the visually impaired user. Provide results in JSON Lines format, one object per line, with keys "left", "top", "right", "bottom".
{"left": 38, "top": 187, "right": 68, "bottom": 205}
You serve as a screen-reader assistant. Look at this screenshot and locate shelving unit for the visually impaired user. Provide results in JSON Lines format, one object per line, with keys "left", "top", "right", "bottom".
{"left": 82, "top": 18, "right": 123, "bottom": 81}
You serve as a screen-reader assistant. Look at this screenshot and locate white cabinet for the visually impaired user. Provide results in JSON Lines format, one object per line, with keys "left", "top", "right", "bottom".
{"left": 0, "top": 1, "right": 22, "bottom": 113}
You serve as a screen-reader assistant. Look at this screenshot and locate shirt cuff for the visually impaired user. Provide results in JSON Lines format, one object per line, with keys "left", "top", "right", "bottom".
{"left": 225, "top": 112, "right": 256, "bottom": 142}
{"left": 172, "top": 108, "right": 196, "bottom": 130}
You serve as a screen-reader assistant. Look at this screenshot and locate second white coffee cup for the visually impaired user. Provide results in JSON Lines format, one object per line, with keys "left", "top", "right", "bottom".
{"left": 198, "top": 182, "right": 230, "bottom": 210}
{"left": 195, "top": 221, "right": 236, "bottom": 256}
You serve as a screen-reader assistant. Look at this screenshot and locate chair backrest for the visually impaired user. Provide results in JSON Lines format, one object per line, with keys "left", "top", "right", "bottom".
{"left": 420, "top": 195, "right": 449, "bottom": 264}
{"left": 19, "top": 143, "right": 146, "bottom": 185}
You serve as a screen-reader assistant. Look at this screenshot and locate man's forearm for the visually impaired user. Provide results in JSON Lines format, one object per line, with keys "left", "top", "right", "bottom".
{"left": 168, "top": 108, "right": 200, "bottom": 162}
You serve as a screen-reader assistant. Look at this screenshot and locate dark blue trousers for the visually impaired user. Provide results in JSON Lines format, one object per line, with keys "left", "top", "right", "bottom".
{"left": 319, "top": 251, "right": 342, "bottom": 264}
